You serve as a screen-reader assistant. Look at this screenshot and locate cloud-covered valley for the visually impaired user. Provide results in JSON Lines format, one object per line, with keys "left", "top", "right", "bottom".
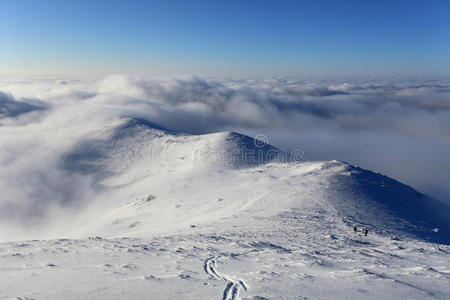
{"left": 1, "top": 74, "right": 449, "bottom": 238}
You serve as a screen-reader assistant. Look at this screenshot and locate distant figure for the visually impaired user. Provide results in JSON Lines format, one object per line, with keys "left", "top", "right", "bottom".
{"left": 354, "top": 226, "right": 357, "bottom": 234}
{"left": 364, "top": 229, "right": 368, "bottom": 236}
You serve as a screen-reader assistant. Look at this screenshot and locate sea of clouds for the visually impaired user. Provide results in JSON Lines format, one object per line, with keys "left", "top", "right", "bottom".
{"left": 0, "top": 74, "right": 449, "bottom": 239}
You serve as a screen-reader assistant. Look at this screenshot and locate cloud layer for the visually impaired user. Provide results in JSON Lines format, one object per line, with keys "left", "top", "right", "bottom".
{"left": 0, "top": 91, "right": 46, "bottom": 120}
{"left": 1, "top": 74, "right": 449, "bottom": 238}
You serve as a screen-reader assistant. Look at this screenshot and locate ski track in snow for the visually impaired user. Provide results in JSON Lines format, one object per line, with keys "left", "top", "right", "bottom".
{"left": 204, "top": 256, "right": 248, "bottom": 300}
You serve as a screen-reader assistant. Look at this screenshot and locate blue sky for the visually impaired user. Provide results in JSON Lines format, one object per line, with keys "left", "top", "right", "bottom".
{"left": 1, "top": 0, "right": 449, "bottom": 76}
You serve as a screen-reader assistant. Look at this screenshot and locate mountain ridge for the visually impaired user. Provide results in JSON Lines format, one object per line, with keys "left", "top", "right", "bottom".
{"left": 57, "top": 117, "right": 450, "bottom": 244}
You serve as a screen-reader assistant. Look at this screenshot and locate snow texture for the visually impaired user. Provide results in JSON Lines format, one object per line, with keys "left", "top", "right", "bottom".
{"left": 0, "top": 117, "right": 449, "bottom": 299}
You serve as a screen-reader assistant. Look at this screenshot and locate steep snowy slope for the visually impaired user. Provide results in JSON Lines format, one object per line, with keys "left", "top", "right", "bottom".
{"left": 330, "top": 165, "right": 450, "bottom": 244}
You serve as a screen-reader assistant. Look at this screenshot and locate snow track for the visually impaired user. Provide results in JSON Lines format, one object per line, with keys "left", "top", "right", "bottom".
{"left": 204, "top": 257, "right": 249, "bottom": 300}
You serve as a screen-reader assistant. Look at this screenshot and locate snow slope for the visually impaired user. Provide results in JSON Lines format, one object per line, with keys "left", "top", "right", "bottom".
{"left": 1, "top": 117, "right": 449, "bottom": 299}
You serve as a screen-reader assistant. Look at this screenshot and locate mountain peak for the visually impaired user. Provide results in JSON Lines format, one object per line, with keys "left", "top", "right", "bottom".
{"left": 110, "top": 117, "right": 169, "bottom": 139}
{"left": 330, "top": 163, "right": 450, "bottom": 243}
{"left": 60, "top": 118, "right": 450, "bottom": 245}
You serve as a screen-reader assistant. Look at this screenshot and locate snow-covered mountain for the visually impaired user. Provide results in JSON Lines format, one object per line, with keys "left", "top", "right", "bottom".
{"left": 1, "top": 117, "right": 449, "bottom": 299}
{"left": 59, "top": 117, "right": 450, "bottom": 243}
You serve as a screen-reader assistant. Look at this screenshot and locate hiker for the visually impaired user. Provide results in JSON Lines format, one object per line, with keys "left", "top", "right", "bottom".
{"left": 364, "top": 229, "right": 368, "bottom": 236}
{"left": 354, "top": 226, "right": 357, "bottom": 234}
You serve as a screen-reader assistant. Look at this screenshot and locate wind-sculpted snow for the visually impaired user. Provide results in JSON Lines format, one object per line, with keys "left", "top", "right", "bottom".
{"left": 1, "top": 201, "right": 449, "bottom": 299}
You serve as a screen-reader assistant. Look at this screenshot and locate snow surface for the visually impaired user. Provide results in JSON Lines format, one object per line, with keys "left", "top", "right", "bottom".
{"left": 1, "top": 118, "right": 449, "bottom": 299}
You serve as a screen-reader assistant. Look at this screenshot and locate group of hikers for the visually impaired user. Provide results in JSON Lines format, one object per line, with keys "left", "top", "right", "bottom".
{"left": 354, "top": 226, "right": 368, "bottom": 236}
